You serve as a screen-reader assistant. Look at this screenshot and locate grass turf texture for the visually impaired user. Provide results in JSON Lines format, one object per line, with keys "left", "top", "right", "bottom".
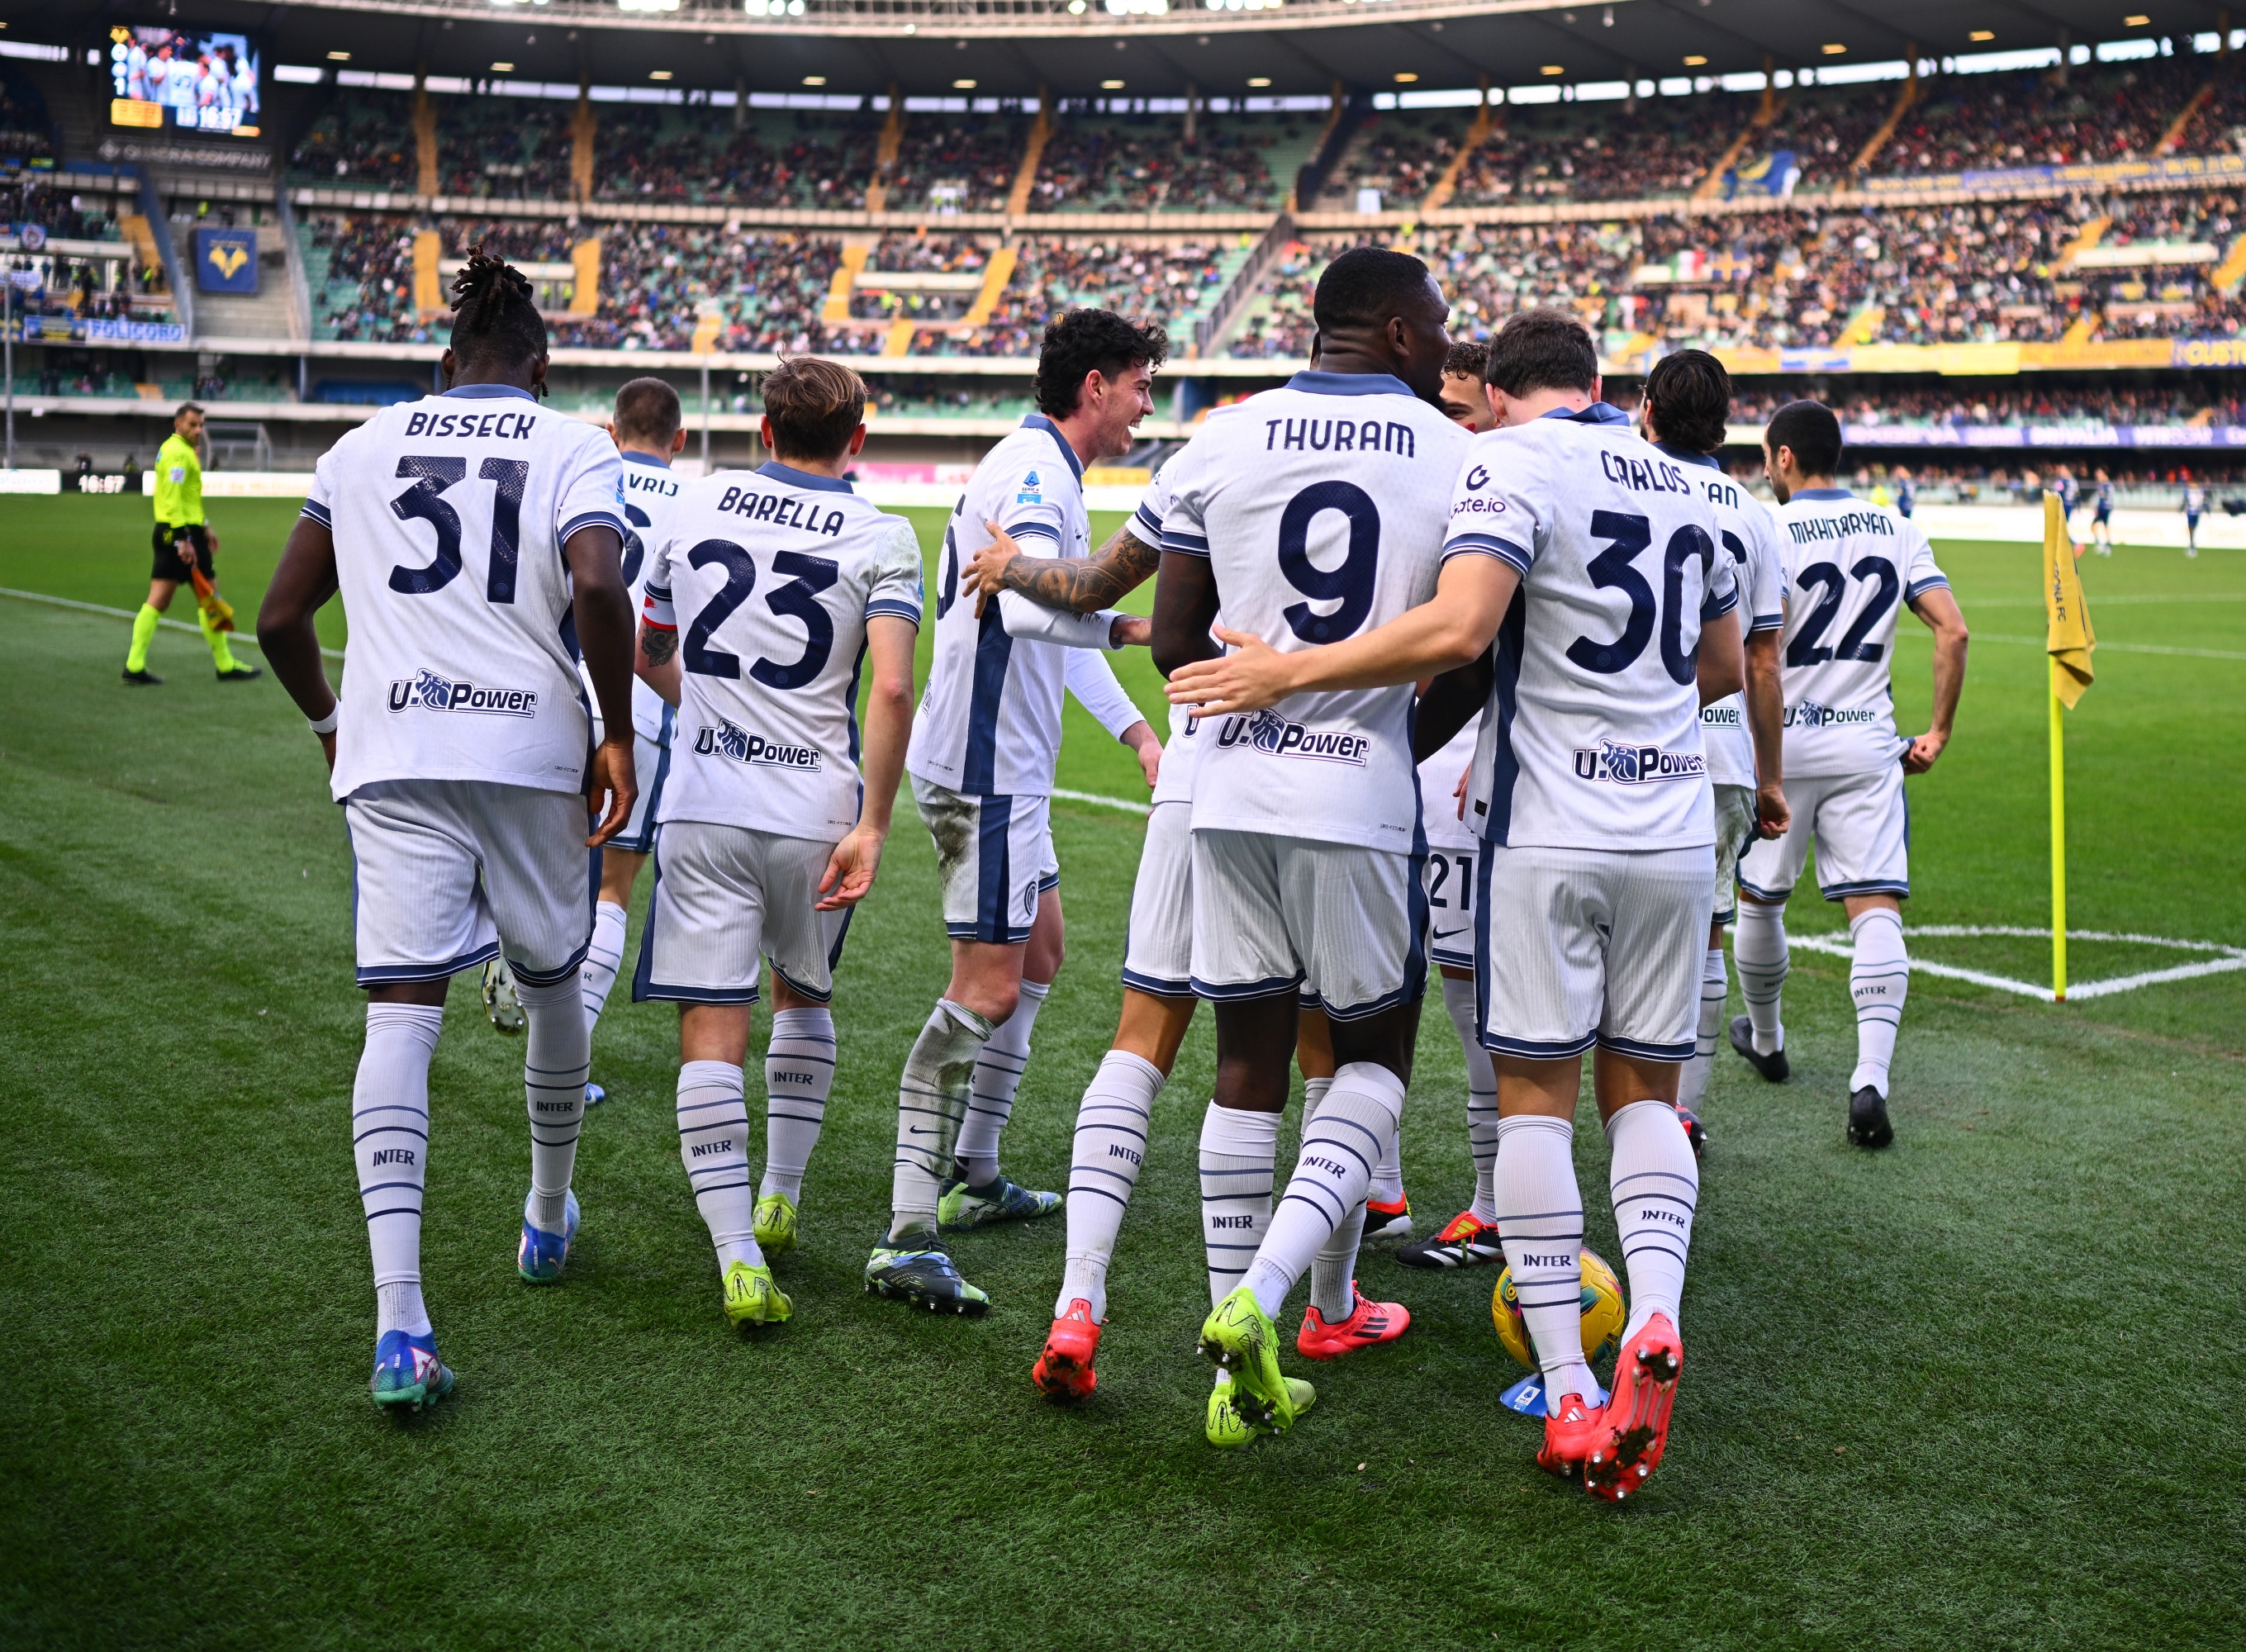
{"left": 2, "top": 493, "right": 2242, "bottom": 1649}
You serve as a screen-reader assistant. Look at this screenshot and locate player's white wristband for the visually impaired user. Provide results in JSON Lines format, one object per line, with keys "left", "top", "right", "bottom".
{"left": 307, "top": 705, "right": 340, "bottom": 735}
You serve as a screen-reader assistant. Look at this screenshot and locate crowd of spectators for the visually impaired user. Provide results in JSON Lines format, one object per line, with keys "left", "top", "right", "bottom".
{"left": 1720, "top": 380, "right": 2246, "bottom": 426}
{"left": 592, "top": 110, "right": 880, "bottom": 206}
{"left": 438, "top": 97, "right": 572, "bottom": 200}
{"left": 548, "top": 223, "right": 846, "bottom": 352}
{"left": 1226, "top": 243, "right": 1327, "bottom": 358}
{"left": 309, "top": 216, "right": 420, "bottom": 341}
{"left": 1880, "top": 59, "right": 2201, "bottom": 176}
{"left": 1454, "top": 97, "right": 1740, "bottom": 204}
{"left": 0, "top": 179, "right": 116, "bottom": 241}
{"left": 1322, "top": 114, "right": 1465, "bottom": 208}
{"left": 1028, "top": 116, "right": 1286, "bottom": 211}
{"left": 914, "top": 237, "right": 1230, "bottom": 354}
{"left": 884, "top": 117, "right": 1028, "bottom": 213}
{"left": 288, "top": 91, "right": 417, "bottom": 190}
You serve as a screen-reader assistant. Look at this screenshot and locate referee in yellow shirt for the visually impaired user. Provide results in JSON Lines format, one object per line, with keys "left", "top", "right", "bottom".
{"left": 124, "top": 403, "right": 261, "bottom": 685}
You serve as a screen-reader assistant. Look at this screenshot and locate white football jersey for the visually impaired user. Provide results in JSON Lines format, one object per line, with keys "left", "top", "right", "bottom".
{"left": 307, "top": 384, "right": 628, "bottom": 803}
{"left": 908, "top": 416, "right": 1094, "bottom": 797}
{"left": 1443, "top": 404, "right": 1736, "bottom": 852}
{"left": 1162, "top": 372, "right": 1472, "bottom": 854}
{"left": 1132, "top": 452, "right": 1207, "bottom": 809}
{"left": 601, "top": 450, "right": 686, "bottom": 744}
{"left": 1769, "top": 488, "right": 1948, "bottom": 778}
{"left": 642, "top": 462, "right": 924, "bottom": 843}
{"left": 1662, "top": 448, "right": 1786, "bottom": 790}
{"left": 1417, "top": 714, "right": 1482, "bottom": 853}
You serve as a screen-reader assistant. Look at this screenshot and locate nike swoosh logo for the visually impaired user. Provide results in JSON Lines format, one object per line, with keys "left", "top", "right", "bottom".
{"left": 908, "top": 1127, "right": 937, "bottom": 1136}
{"left": 1433, "top": 925, "right": 1469, "bottom": 941}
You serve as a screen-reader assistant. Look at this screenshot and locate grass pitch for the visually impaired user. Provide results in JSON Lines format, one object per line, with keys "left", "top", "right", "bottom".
{"left": 2, "top": 495, "right": 2242, "bottom": 1650}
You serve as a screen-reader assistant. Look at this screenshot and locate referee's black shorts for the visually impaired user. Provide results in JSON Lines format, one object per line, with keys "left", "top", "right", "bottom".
{"left": 150, "top": 523, "right": 212, "bottom": 583}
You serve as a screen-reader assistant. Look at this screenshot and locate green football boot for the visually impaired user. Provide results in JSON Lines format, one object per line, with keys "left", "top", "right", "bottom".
{"left": 936, "top": 1172, "right": 1062, "bottom": 1231}
{"left": 864, "top": 1235, "right": 991, "bottom": 1317}
{"left": 1205, "top": 1370, "right": 1317, "bottom": 1448}
{"left": 1198, "top": 1285, "right": 1299, "bottom": 1434}
{"left": 753, "top": 1191, "right": 799, "bottom": 1258}
{"left": 723, "top": 1260, "right": 792, "bottom": 1328}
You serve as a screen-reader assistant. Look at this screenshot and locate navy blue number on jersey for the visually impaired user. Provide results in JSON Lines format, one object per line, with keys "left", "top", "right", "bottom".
{"left": 934, "top": 519, "right": 961, "bottom": 621}
{"left": 620, "top": 501, "right": 649, "bottom": 591}
{"left": 1278, "top": 482, "right": 1380, "bottom": 643}
{"left": 387, "top": 455, "right": 531, "bottom": 605}
{"left": 1569, "top": 510, "right": 1714, "bottom": 685}
{"left": 1787, "top": 556, "right": 1897, "bottom": 666}
{"left": 682, "top": 538, "right": 838, "bottom": 689}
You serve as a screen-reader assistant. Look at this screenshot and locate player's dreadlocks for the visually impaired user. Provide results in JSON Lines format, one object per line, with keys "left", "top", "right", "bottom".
{"left": 448, "top": 247, "right": 548, "bottom": 382}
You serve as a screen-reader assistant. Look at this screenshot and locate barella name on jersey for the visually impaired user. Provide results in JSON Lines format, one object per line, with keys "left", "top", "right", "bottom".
{"left": 692, "top": 718, "right": 822, "bottom": 771}
{"left": 1573, "top": 738, "right": 1707, "bottom": 784}
{"left": 1213, "top": 709, "right": 1370, "bottom": 765}
{"left": 714, "top": 486, "right": 851, "bottom": 538}
{"left": 387, "top": 667, "right": 537, "bottom": 717}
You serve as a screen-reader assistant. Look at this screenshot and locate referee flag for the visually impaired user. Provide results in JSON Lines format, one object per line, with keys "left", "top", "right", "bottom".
{"left": 2044, "top": 491, "right": 2096, "bottom": 708}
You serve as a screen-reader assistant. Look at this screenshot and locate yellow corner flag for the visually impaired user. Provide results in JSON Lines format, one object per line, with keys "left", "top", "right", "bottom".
{"left": 2044, "top": 491, "right": 2096, "bottom": 706}
{"left": 2043, "top": 491, "right": 2096, "bottom": 1000}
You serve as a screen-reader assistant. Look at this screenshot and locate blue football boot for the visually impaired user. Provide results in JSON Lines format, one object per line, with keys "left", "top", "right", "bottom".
{"left": 370, "top": 1329, "right": 455, "bottom": 1412}
{"left": 518, "top": 1189, "right": 581, "bottom": 1283}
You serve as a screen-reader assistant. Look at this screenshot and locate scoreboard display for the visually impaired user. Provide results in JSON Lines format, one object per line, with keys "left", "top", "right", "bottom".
{"left": 107, "top": 26, "right": 260, "bottom": 137}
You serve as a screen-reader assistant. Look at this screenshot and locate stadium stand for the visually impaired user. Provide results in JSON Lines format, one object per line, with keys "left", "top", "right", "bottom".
{"left": 287, "top": 88, "right": 416, "bottom": 189}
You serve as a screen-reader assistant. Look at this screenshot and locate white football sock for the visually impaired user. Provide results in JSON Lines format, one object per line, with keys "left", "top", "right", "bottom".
{"left": 762, "top": 1007, "right": 836, "bottom": 1204}
{"left": 956, "top": 978, "right": 1047, "bottom": 1185}
{"left": 889, "top": 999, "right": 993, "bottom": 1241}
{"left": 1607, "top": 1097, "right": 1699, "bottom": 1343}
{"left": 1370, "top": 1123, "right": 1403, "bottom": 1206}
{"left": 1441, "top": 973, "right": 1500, "bottom": 1222}
{"left": 677, "top": 1059, "right": 761, "bottom": 1270}
{"left": 1734, "top": 900, "right": 1789, "bottom": 1056}
{"left": 1494, "top": 1113, "right": 1593, "bottom": 1403}
{"left": 580, "top": 899, "right": 628, "bottom": 1034}
{"left": 1848, "top": 906, "right": 1910, "bottom": 1098}
{"left": 516, "top": 972, "right": 589, "bottom": 1232}
{"left": 355, "top": 1003, "right": 444, "bottom": 1337}
{"left": 1199, "top": 1101, "right": 1279, "bottom": 1308}
{"left": 1242, "top": 1062, "right": 1407, "bottom": 1320}
{"left": 1056, "top": 1048, "right": 1164, "bottom": 1321}
{"left": 1678, "top": 944, "right": 1728, "bottom": 1112}
{"left": 1309, "top": 1200, "right": 1366, "bottom": 1323}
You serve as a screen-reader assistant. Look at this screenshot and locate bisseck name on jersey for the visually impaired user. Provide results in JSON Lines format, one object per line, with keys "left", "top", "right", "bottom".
{"left": 401, "top": 410, "right": 535, "bottom": 442}
{"left": 693, "top": 718, "right": 822, "bottom": 771}
{"left": 714, "top": 485, "right": 849, "bottom": 538}
{"left": 1213, "top": 709, "right": 1370, "bottom": 765}
{"left": 1572, "top": 738, "right": 1707, "bottom": 784}
{"left": 387, "top": 668, "right": 538, "bottom": 717}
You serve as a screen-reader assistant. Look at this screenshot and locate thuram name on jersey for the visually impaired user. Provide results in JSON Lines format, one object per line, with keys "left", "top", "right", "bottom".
{"left": 1768, "top": 487, "right": 1948, "bottom": 778}
{"left": 1162, "top": 371, "right": 1471, "bottom": 854}
{"left": 643, "top": 460, "right": 923, "bottom": 843}
{"left": 1443, "top": 404, "right": 1736, "bottom": 853}
{"left": 308, "top": 383, "right": 628, "bottom": 803}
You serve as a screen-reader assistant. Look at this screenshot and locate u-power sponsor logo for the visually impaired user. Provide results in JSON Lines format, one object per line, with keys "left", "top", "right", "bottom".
{"left": 1572, "top": 739, "right": 1707, "bottom": 785}
{"left": 387, "top": 668, "right": 538, "bottom": 717}
{"left": 1784, "top": 700, "right": 1880, "bottom": 729}
{"left": 694, "top": 718, "right": 823, "bottom": 771}
{"left": 1213, "top": 709, "right": 1370, "bottom": 766}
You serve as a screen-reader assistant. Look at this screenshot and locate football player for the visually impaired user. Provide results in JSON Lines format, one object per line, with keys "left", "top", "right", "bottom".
{"left": 1731, "top": 400, "right": 1970, "bottom": 1151}
{"left": 630, "top": 355, "right": 921, "bottom": 1327}
{"left": 1155, "top": 246, "right": 1470, "bottom": 1441}
{"left": 869, "top": 309, "right": 1166, "bottom": 1317}
{"left": 1170, "top": 306, "right": 1747, "bottom": 1498}
{"left": 258, "top": 251, "right": 636, "bottom": 1411}
{"left": 2091, "top": 468, "right": 2115, "bottom": 554}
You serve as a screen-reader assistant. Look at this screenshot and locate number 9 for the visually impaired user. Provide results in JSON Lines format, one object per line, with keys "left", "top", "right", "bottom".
{"left": 1277, "top": 480, "right": 1381, "bottom": 643}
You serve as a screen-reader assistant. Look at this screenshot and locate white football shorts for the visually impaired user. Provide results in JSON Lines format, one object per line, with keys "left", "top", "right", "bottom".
{"left": 1422, "top": 841, "right": 1480, "bottom": 971}
{"left": 344, "top": 779, "right": 592, "bottom": 990}
{"left": 1474, "top": 842, "right": 1713, "bottom": 1061}
{"left": 1121, "top": 800, "right": 1194, "bottom": 999}
{"left": 1737, "top": 764, "right": 1910, "bottom": 904}
{"left": 633, "top": 819, "right": 850, "bottom": 1005}
{"left": 604, "top": 712, "right": 675, "bottom": 857}
{"left": 1190, "top": 828, "right": 1426, "bottom": 1021}
{"left": 1711, "top": 781, "right": 1758, "bottom": 928}
{"left": 912, "top": 776, "right": 1059, "bottom": 947}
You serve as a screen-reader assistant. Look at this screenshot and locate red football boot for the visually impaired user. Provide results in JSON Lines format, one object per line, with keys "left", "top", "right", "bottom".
{"left": 1294, "top": 1284, "right": 1410, "bottom": 1360}
{"left": 1536, "top": 1389, "right": 1609, "bottom": 1478}
{"left": 1031, "top": 1298, "right": 1103, "bottom": 1400}
{"left": 1584, "top": 1313, "right": 1683, "bottom": 1502}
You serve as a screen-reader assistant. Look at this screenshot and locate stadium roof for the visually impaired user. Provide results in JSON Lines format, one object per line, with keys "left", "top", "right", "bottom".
{"left": 24, "top": 0, "right": 2240, "bottom": 101}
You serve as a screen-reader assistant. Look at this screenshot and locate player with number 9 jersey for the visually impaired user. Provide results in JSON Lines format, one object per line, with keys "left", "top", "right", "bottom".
{"left": 311, "top": 384, "right": 629, "bottom": 803}
{"left": 639, "top": 463, "right": 923, "bottom": 844}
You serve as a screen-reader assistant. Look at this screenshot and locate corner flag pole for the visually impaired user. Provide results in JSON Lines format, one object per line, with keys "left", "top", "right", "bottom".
{"left": 2049, "top": 657, "right": 2067, "bottom": 1002}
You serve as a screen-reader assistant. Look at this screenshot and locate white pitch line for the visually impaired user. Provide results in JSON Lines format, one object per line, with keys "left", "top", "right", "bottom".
{"left": 1960, "top": 593, "right": 2246, "bottom": 607}
{"left": 1788, "top": 925, "right": 2246, "bottom": 1002}
{"left": 1893, "top": 629, "right": 2246, "bottom": 662}
{"left": 0, "top": 586, "right": 348, "bottom": 661}
{"left": 1052, "top": 786, "right": 1151, "bottom": 816}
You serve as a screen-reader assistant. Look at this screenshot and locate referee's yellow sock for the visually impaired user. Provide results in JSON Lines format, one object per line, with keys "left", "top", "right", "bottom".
{"left": 197, "top": 605, "right": 238, "bottom": 672}
{"left": 126, "top": 604, "right": 160, "bottom": 672}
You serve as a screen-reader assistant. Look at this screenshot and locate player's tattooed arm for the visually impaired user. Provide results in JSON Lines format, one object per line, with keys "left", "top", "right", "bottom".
{"left": 966, "top": 519, "right": 1161, "bottom": 614}
{"left": 636, "top": 620, "right": 682, "bottom": 707}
